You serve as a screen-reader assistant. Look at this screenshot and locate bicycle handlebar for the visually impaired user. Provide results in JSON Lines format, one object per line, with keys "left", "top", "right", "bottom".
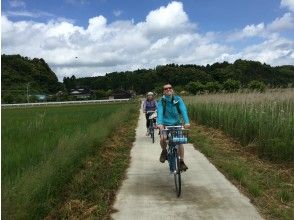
{"left": 146, "top": 110, "right": 156, "bottom": 114}
{"left": 164, "top": 125, "right": 183, "bottom": 129}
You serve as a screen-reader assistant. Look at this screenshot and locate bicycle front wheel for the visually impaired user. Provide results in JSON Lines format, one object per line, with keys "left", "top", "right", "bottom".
{"left": 174, "top": 150, "right": 181, "bottom": 197}
{"left": 151, "top": 130, "right": 154, "bottom": 143}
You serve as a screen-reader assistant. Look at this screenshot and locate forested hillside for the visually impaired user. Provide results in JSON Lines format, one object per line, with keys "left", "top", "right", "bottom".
{"left": 1, "top": 54, "right": 62, "bottom": 103}
{"left": 69, "top": 60, "right": 294, "bottom": 94}
{"left": 2, "top": 54, "right": 294, "bottom": 103}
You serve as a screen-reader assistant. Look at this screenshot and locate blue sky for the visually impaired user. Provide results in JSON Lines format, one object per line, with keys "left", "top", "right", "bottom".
{"left": 1, "top": 0, "right": 287, "bottom": 31}
{"left": 2, "top": 0, "right": 294, "bottom": 79}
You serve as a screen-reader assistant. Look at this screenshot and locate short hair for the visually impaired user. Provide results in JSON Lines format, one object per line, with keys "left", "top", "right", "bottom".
{"left": 163, "top": 83, "right": 172, "bottom": 89}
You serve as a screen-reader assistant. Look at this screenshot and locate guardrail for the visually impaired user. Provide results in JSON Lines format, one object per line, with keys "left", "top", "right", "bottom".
{"left": 2, "top": 99, "right": 131, "bottom": 108}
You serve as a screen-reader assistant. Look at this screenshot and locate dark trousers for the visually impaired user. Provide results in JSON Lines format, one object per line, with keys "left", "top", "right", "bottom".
{"left": 146, "top": 113, "right": 156, "bottom": 128}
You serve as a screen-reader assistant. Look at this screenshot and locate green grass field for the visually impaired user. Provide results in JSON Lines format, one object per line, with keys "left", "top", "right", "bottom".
{"left": 186, "top": 89, "right": 294, "bottom": 162}
{"left": 2, "top": 103, "right": 138, "bottom": 219}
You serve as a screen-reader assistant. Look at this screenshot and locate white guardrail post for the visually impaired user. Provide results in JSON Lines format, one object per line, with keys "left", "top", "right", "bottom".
{"left": 1, "top": 99, "right": 131, "bottom": 108}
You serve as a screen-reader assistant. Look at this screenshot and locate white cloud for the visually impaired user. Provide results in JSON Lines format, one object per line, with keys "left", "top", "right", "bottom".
{"left": 268, "top": 12, "right": 294, "bottom": 31}
{"left": 113, "top": 9, "right": 123, "bottom": 17}
{"left": 9, "top": 0, "right": 26, "bottom": 8}
{"left": 281, "top": 0, "right": 294, "bottom": 12}
{"left": 1, "top": 1, "right": 293, "bottom": 81}
{"left": 5, "top": 10, "right": 55, "bottom": 18}
{"left": 241, "top": 35, "right": 294, "bottom": 65}
{"left": 227, "top": 23, "right": 266, "bottom": 41}
{"left": 227, "top": 12, "right": 294, "bottom": 41}
{"left": 243, "top": 23, "right": 265, "bottom": 36}
{"left": 145, "top": 1, "right": 188, "bottom": 29}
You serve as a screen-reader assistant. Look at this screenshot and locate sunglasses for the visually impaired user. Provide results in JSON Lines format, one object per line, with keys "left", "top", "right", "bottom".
{"left": 164, "top": 87, "right": 172, "bottom": 90}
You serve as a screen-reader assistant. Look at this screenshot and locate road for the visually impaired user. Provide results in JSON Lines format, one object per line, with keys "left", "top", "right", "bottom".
{"left": 111, "top": 110, "right": 263, "bottom": 220}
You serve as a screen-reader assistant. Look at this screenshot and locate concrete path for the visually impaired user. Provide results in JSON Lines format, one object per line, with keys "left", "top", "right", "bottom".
{"left": 112, "top": 110, "right": 263, "bottom": 220}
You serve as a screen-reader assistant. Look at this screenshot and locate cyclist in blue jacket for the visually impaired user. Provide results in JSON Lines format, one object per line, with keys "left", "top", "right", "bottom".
{"left": 157, "top": 84, "right": 190, "bottom": 171}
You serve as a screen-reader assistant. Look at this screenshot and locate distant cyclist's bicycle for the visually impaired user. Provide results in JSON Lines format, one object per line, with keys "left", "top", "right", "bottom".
{"left": 147, "top": 111, "right": 157, "bottom": 143}
{"left": 162, "top": 126, "right": 189, "bottom": 197}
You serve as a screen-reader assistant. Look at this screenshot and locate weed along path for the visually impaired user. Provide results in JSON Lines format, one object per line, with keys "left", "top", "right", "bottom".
{"left": 111, "top": 110, "right": 263, "bottom": 220}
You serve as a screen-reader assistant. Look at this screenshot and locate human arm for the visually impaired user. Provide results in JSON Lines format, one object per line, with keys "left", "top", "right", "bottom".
{"left": 178, "top": 97, "right": 190, "bottom": 125}
{"left": 156, "top": 99, "right": 163, "bottom": 126}
{"left": 142, "top": 100, "right": 146, "bottom": 113}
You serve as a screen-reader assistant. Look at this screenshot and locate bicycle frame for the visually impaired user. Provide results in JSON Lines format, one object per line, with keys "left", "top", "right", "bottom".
{"left": 162, "top": 126, "right": 188, "bottom": 197}
{"left": 147, "top": 111, "right": 157, "bottom": 143}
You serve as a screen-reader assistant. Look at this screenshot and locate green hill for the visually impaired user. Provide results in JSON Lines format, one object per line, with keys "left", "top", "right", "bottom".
{"left": 1, "top": 54, "right": 62, "bottom": 103}
{"left": 2, "top": 54, "right": 294, "bottom": 103}
{"left": 69, "top": 60, "right": 294, "bottom": 94}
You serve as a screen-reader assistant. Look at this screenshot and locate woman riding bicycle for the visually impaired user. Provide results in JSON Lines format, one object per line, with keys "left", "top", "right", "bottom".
{"left": 143, "top": 92, "right": 157, "bottom": 136}
{"left": 157, "top": 84, "right": 190, "bottom": 171}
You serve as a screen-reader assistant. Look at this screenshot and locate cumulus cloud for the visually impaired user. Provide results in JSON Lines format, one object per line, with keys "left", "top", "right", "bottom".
{"left": 268, "top": 12, "right": 294, "bottom": 31}
{"left": 281, "top": 0, "right": 294, "bottom": 12}
{"left": 1, "top": 1, "right": 293, "bottom": 80}
{"left": 222, "top": 35, "right": 294, "bottom": 65}
{"left": 228, "top": 23, "right": 265, "bottom": 40}
{"left": 243, "top": 36, "right": 293, "bottom": 65}
{"left": 228, "top": 11, "right": 294, "bottom": 41}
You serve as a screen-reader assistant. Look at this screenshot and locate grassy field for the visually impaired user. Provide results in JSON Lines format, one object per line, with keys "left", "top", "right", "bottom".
{"left": 189, "top": 124, "right": 293, "bottom": 220}
{"left": 2, "top": 103, "right": 138, "bottom": 219}
{"left": 186, "top": 89, "right": 294, "bottom": 162}
{"left": 47, "top": 103, "right": 139, "bottom": 219}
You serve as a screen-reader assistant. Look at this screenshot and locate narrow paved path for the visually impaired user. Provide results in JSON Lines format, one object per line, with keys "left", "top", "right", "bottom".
{"left": 112, "top": 110, "right": 263, "bottom": 220}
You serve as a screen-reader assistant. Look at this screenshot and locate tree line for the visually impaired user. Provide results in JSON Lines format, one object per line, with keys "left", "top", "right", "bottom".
{"left": 2, "top": 54, "right": 294, "bottom": 103}
{"left": 67, "top": 60, "right": 294, "bottom": 94}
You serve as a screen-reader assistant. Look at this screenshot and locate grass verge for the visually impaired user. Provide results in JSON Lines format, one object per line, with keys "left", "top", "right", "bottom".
{"left": 45, "top": 105, "right": 139, "bottom": 219}
{"left": 189, "top": 122, "right": 294, "bottom": 220}
{"left": 2, "top": 103, "right": 139, "bottom": 219}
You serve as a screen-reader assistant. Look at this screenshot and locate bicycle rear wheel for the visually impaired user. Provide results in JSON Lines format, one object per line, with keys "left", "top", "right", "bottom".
{"left": 173, "top": 150, "right": 181, "bottom": 197}
{"left": 150, "top": 120, "right": 154, "bottom": 143}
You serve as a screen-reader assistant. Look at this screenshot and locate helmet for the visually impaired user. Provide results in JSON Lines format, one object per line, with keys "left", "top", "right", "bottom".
{"left": 147, "top": 92, "right": 154, "bottom": 96}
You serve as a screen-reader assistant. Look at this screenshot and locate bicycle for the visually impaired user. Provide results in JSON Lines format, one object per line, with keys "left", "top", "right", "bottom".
{"left": 146, "top": 111, "right": 157, "bottom": 143}
{"left": 162, "top": 126, "right": 189, "bottom": 197}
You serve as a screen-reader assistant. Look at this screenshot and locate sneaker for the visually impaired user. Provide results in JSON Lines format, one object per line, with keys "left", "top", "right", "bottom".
{"left": 179, "top": 160, "right": 188, "bottom": 171}
{"left": 159, "top": 149, "right": 167, "bottom": 163}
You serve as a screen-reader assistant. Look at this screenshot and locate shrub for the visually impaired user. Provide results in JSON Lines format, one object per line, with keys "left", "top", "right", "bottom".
{"left": 248, "top": 80, "right": 266, "bottom": 92}
{"left": 205, "top": 81, "right": 223, "bottom": 93}
{"left": 186, "top": 81, "right": 205, "bottom": 94}
{"left": 223, "top": 79, "right": 241, "bottom": 92}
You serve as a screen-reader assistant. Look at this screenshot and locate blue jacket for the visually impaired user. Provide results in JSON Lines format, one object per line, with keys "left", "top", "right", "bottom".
{"left": 157, "top": 95, "right": 190, "bottom": 126}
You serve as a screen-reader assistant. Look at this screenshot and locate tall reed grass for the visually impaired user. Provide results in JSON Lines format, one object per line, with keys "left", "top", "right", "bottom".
{"left": 2, "top": 103, "right": 137, "bottom": 219}
{"left": 186, "top": 89, "right": 294, "bottom": 162}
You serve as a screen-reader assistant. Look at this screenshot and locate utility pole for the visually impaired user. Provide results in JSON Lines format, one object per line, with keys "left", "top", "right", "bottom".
{"left": 26, "top": 82, "right": 30, "bottom": 103}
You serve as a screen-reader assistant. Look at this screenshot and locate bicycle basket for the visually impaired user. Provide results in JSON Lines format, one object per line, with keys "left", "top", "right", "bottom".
{"left": 149, "top": 112, "right": 157, "bottom": 119}
{"left": 169, "top": 129, "right": 188, "bottom": 144}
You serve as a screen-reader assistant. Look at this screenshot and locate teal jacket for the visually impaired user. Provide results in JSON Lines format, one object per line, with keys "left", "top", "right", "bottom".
{"left": 157, "top": 95, "right": 190, "bottom": 126}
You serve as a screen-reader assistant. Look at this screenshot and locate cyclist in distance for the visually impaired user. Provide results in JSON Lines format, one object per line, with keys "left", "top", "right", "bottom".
{"left": 143, "top": 92, "right": 157, "bottom": 135}
{"left": 157, "top": 84, "right": 190, "bottom": 171}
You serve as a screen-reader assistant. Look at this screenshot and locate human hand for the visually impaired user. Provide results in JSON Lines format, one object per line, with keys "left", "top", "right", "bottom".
{"left": 184, "top": 124, "right": 190, "bottom": 129}
{"left": 158, "top": 124, "right": 164, "bottom": 130}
